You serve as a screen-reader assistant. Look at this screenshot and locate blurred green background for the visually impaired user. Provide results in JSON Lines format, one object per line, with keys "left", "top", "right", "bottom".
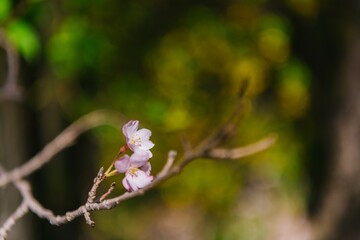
{"left": 0, "top": 0, "right": 353, "bottom": 239}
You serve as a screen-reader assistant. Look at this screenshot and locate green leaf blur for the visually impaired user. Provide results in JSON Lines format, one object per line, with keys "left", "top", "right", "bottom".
{"left": 5, "top": 20, "right": 40, "bottom": 60}
{"left": 0, "top": 0, "right": 10, "bottom": 22}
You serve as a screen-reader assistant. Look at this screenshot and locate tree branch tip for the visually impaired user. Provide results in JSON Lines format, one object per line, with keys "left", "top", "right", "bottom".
{"left": 168, "top": 150, "right": 177, "bottom": 158}
{"left": 84, "top": 211, "right": 95, "bottom": 227}
{"left": 265, "top": 133, "right": 278, "bottom": 144}
{"left": 98, "top": 167, "right": 104, "bottom": 176}
{"left": 99, "top": 182, "right": 116, "bottom": 202}
{"left": 93, "top": 167, "right": 105, "bottom": 183}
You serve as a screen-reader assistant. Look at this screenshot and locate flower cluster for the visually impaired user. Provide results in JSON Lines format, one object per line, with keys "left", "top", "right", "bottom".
{"left": 105, "top": 120, "right": 154, "bottom": 192}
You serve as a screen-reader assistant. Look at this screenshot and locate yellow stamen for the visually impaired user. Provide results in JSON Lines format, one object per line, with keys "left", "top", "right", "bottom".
{"left": 106, "top": 169, "right": 119, "bottom": 177}
{"left": 128, "top": 167, "right": 138, "bottom": 176}
{"left": 104, "top": 162, "right": 115, "bottom": 176}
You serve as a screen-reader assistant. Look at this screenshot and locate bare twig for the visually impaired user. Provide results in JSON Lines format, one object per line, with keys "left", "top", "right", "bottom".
{"left": 207, "top": 134, "right": 278, "bottom": 160}
{"left": 0, "top": 167, "right": 30, "bottom": 240}
{"left": 0, "top": 200, "right": 28, "bottom": 240}
{"left": 0, "top": 110, "right": 124, "bottom": 187}
{"left": 35, "top": 114, "right": 276, "bottom": 227}
{"left": 0, "top": 124, "right": 276, "bottom": 228}
{"left": 12, "top": 177, "right": 85, "bottom": 226}
{"left": 188, "top": 85, "right": 248, "bottom": 165}
{"left": 156, "top": 150, "right": 177, "bottom": 179}
{"left": 14, "top": 180, "right": 58, "bottom": 223}
{"left": 0, "top": 165, "right": 29, "bottom": 239}
{"left": 99, "top": 182, "right": 116, "bottom": 203}
{"left": 0, "top": 131, "right": 276, "bottom": 228}
{"left": 32, "top": 130, "right": 276, "bottom": 227}
{"left": 87, "top": 167, "right": 105, "bottom": 204}
{"left": 83, "top": 212, "right": 95, "bottom": 227}
{"left": 84, "top": 167, "right": 106, "bottom": 226}
{"left": 177, "top": 112, "right": 243, "bottom": 170}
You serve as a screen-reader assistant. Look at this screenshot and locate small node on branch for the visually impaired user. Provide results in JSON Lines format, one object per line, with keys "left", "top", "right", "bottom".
{"left": 87, "top": 167, "right": 106, "bottom": 205}
{"left": 99, "top": 182, "right": 116, "bottom": 202}
{"left": 84, "top": 211, "right": 95, "bottom": 227}
{"left": 94, "top": 167, "right": 105, "bottom": 183}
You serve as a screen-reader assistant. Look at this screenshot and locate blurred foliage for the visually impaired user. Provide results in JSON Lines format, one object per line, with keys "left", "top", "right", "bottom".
{"left": 5, "top": 19, "right": 40, "bottom": 60}
{"left": 0, "top": 0, "right": 10, "bottom": 22}
{"left": 0, "top": 0, "right": 316, "bottom": 239}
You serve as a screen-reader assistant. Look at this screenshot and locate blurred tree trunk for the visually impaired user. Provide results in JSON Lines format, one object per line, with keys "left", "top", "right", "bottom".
{"left": 288, "top": 0, "right": 360, "bottom": 238}
{"left": 314, "top": 30, "right": 360, "bottom": 240}
{"left": 0, "top": 100, "right": 32, "bottom": 240}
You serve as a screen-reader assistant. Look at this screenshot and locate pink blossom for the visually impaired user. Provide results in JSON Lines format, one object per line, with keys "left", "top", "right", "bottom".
{"left": 122, "top": 167, "right": 153, "bottom": 192}
{"left": 115, "top": 153, "right": 153, "bottom": 191}
{"left": 122, "top": 120, "right": 154, "bottom": 152}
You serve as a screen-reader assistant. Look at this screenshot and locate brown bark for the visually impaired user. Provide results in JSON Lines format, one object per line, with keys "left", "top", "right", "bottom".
{"left": 314, "top": 31, "right": 360, "bottom": 240}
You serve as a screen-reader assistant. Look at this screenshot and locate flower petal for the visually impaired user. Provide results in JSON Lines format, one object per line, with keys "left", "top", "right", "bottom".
{"left": 123, "top": 168, "right": 153, "bottom": 192}
{"left": 130, "top": 150, "right": 151, "bottom": 167}
{"left": 136, "top": 128, "right": 152, "bottom": 140}
{"left": 114, "top": 155, "right": 130, "bottom": 173}
{"left": 122, "top": 120, "right": 139, "bottom": 139}
{"left": 140, "top": 162, "right": 152, "bottom": 175}
{"left": 122, "top": 177, "right": 131, "bottom": 191}
{"left": 139, "top": 140, "right": 155, "bottom": 151}
{"left": 127, "top": 142, "right": 137, "bottom": 152}
{"left": 125, "top": 173, "right": 139, "bottom": 191}
{"left": 132, "top": 170, "right": 153, "bottom": 188}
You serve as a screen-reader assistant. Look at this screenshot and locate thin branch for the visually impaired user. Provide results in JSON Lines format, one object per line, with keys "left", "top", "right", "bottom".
{"left": 0, "top": 200, "right": 28, "bottom": 240}
{"left": 26, "top": 132, "right": 276, "bottom": 226}
{"left": 0, "top": 166, "right": 30, "bottom": 239}
{"left": 191, "top": 83, "right": 248, "bottom": 161}
{"left": 84, "top": 167, "right": 105, "bottom": 227}
{"left": 83, "top": 212, "right": 94, "bottom": 228}
{"left": 156, "top": 150, "right": 177, "bottom": 179}
{"left": 207, "top": 134, "right": 278, "bottom": 160}
{"left": 87, "top": 167, "right": 105, "bottom": 204}
{"left": 99, "top": 182, "right": 116, "bottom": 203}
{"left": 177, "top": 108, "right": 244, "bottom": 170}
{"left": 14, "top": 180, "right": 57, "bottom": 223}
{"left": 0, "top": 129, "right": 276, "bottom": 228}
{"left": 12, "top": 177, "right": 84, "bottom": 226}
{"left": 0, "top": 110, "right": 124, "bottom": 187}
